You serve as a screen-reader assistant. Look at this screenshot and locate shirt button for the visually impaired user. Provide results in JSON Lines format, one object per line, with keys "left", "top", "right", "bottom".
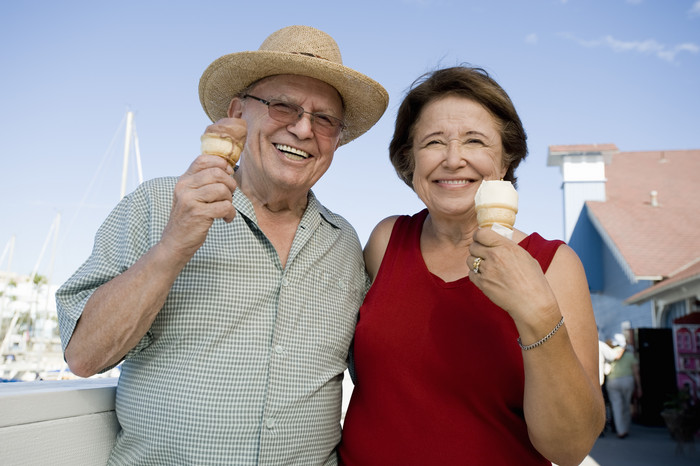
{"left": 281, "top": 277, "right": 289, "bottom": 287}
{"left": 274, "top": 345, "right": 285, "bottom": 354}
{"left": 265, "top": 418, "right": 276, "bottom": 429}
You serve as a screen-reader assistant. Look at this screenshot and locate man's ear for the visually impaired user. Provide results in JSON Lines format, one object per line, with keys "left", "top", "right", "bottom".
{"left": 228, "top": 97, "right": 243, "bottom": 118}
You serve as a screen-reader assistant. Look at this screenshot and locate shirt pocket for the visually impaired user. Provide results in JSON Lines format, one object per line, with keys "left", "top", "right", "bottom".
{"left": 301, "top": 268, "right": 363, "bottom": 363}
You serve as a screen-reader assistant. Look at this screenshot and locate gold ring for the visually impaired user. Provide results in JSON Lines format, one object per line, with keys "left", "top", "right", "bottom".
{"left": 472, "top": 257, "right": 483, "bottom": 274}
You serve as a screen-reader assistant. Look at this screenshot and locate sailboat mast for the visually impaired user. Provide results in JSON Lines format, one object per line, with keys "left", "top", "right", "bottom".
{"left": 134, "top": 129, "right": 144, "bottom": 186}
{"left": 120, "top": 111, "right": 134, "bottom": 200}
{"left": 119, "top": 111, "right": 144, "bottom": 199}
{"left": 0, "top": 235, "right": 15, "bottom": 274}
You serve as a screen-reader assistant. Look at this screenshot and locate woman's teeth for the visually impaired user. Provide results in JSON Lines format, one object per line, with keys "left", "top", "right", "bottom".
{"left": 439, "top": 179, "right": 468, "bottom": 184}
{"left": 276, "top": 144, "right": 309, "bottom": 160}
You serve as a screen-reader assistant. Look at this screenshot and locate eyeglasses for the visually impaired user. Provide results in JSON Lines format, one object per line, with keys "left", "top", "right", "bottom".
{"left": 242, "top": 94, "right": 346, "bottom": 139}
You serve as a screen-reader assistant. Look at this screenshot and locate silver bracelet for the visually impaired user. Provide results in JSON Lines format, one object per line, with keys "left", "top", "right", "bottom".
{"left": 517, "top": 316, "right": 565, "bottom": 351}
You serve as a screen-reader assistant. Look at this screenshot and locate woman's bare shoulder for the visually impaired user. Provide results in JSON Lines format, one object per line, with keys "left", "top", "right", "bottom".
{"left": 364, "top": 216, "right": 401, "bottom": 281}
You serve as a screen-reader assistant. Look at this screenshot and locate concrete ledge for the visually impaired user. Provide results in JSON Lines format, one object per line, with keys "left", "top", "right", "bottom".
{"left": 0, "top": 378, "right": 118, "bottom": 427}
{"left": 0, "top": 378, "right": 120, "bottom": 464}
{"left": 1, "top": 411, "right": 119, "bottom": 465}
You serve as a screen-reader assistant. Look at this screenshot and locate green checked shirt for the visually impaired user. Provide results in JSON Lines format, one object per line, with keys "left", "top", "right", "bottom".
{"left": 57, "top": 177, "right": 368, "bottom": 465}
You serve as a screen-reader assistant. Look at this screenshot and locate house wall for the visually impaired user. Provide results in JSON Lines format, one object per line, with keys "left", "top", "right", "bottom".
{"left": 569, "top": 205, "right": 603, "bottom": 292}
{"left": 560, "top": 154, "right": 607, "bottom": 242}
{"left": 591, "top": 243, "right": 653, "bottom": 340}
{"left": 569, "top": 205, "right": 653, "bottom": 339}
{"left": 563, "top": 181, "right": 606, "bottom": 243}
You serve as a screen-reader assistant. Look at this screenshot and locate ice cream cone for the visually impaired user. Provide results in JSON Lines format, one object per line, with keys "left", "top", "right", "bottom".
{"left": 475, "top": 180, "right": 518, "bottom": 236}
{"left": 200, "top": 120, "right": 247, "bottom": 167}
{"left": 201, "top": 134, "right": 244, "bottom": 167}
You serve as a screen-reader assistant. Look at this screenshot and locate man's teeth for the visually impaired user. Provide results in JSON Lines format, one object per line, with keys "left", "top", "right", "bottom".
{"left": 275, "top": 144, "right": 309, "bottom": 159}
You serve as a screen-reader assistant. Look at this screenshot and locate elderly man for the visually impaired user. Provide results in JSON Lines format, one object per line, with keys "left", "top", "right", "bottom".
{"left": 56, "top": 25, "right": 388, "bottom": 465}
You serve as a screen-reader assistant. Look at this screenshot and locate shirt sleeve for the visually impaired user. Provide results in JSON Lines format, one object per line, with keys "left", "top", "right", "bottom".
{"left": 599, "top": 341, "right": 618, "bottom": 363}
{"left": 55, "top": 179, "right": 166, "bottom": 367}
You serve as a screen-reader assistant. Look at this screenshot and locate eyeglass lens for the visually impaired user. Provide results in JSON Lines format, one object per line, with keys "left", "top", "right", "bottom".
{"left": 246, "top": 95, "right": 344, "bottom": 138}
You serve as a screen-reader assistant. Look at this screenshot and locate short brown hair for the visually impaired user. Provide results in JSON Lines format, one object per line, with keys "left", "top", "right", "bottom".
{"left": 389, "top": 66, "right": 527, "bottom": 189}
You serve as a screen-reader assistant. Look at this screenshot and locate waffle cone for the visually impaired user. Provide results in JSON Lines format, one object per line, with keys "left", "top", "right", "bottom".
{"left": 476, "top": 205, "right": 516, "bottom": 229}
{"left": 201, "top": 133, "right": 244, "bottom": 166}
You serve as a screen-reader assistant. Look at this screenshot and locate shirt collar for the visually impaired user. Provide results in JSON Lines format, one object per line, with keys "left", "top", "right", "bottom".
{"left": 232, "top": 189, "right": 340, "bottom": 230}
{"left": 307, "top": 190, "right": 341, "bottom": 230}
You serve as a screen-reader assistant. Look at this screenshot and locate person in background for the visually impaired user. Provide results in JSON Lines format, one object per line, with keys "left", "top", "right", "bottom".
{"left": 338, "top": 66, "right": 604, "bottom": 465}
{"left": 606, "top": 333, "right": 642, "bottom": 439}
{"left": 56, "top": 25, "right": 388, "bottom": 465}
{"left": 599, "top": 336, "right": 624, "bottom": 436}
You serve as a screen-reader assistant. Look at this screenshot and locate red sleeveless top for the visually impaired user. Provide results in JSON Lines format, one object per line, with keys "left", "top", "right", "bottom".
{"left": 338, "top": 210, "right": 563, "bottom": 465}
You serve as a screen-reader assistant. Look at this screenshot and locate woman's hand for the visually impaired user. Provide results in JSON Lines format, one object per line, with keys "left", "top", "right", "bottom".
{"left": 467, "top": 228, "right": 559, "bottom": 325}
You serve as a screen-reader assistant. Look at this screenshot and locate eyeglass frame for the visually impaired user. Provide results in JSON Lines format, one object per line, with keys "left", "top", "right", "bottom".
{"left": 241, "top": 94, "right": 346, "bottom": 139}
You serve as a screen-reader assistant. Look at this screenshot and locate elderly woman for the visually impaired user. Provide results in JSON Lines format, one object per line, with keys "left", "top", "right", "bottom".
{"left": 338, "top": 66, "right": 604, "bottom": 465}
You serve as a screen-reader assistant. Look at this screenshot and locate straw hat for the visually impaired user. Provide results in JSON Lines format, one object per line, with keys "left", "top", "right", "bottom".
{"left": 199, "top": 25, "right": 389, "bottom": 146}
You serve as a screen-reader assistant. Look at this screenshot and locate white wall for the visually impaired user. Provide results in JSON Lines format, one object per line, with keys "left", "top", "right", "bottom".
{"left": 0, "top": 378, "right": 119, "bottom": 465}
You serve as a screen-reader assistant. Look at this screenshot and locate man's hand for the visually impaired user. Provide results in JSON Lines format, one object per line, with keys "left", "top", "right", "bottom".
{"left": 161, "top": 154, "right": 237, "bottom": 261}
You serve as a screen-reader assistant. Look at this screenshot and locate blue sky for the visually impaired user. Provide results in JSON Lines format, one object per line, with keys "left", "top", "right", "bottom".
{"left": 1, "top": 0, "right": 699, "bottom": 286}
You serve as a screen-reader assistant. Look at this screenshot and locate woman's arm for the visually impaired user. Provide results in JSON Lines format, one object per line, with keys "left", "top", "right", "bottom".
{"left": 520, "top": 244, "right": 604, "bottom": 465}
{"left": 363, "top": 216, "right": 399, "bottom": 281}
{"left": 469, "top": 232, "right": 604, "bottom": 465}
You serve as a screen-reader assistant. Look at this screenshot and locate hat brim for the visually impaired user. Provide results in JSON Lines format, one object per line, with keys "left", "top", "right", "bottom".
{"left": 199, "top": 51, "right": 388, "bottom": 146}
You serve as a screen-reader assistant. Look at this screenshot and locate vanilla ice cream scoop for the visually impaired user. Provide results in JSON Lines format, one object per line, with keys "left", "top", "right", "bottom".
{"left": 475, "top": 180, "right": 518, "bottom": 237}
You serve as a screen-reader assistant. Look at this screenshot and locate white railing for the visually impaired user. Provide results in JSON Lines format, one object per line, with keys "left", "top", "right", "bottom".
{"left": 0, "top": 378, "right": 119, "bottom": 465}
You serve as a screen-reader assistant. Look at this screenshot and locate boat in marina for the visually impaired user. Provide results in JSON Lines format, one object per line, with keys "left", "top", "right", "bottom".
{"left": 0, "top": 218, "right": 69, "bottom": 382}
{"left": 0, "top": 271, "right": 78, "bottom": 382}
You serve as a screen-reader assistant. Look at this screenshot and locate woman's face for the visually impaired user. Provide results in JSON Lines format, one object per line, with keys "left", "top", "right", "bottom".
{"left": 411, "top": 95, "right": 506, "bottom": 220}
